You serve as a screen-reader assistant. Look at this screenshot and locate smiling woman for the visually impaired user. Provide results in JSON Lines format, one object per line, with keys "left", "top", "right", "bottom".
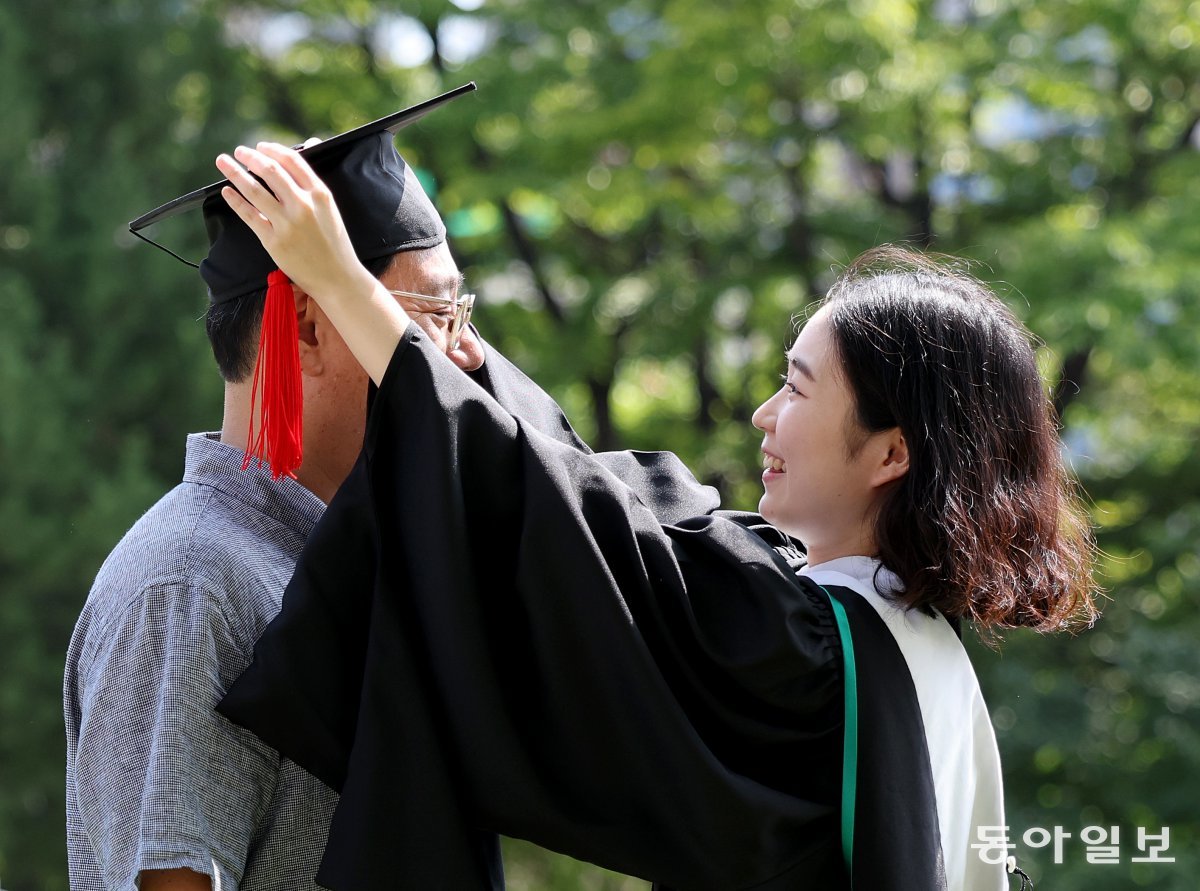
{"left": 212, "top": 137, "right": 1098, "bottom": 891}
{"left": 751, "top": 248, "right": 1099, "bottom": 889}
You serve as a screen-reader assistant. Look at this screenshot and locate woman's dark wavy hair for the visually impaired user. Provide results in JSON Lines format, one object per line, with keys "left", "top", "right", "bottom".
{"left": 818, "top": 245, "right": 1098, "bottom": 634}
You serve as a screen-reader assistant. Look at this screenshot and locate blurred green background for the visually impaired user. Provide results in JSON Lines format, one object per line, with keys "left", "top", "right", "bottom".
{"left": 1, "top": 0, "right": 1197, "bottom": 887}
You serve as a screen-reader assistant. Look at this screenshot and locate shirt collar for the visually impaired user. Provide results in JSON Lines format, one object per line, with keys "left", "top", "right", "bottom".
{"left": 182, "top": 432, "right": 326, "bottom": 539}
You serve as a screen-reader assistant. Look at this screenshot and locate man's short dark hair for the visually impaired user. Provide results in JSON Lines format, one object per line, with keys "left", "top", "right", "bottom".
{"left": 206, "top": 253, "right": 396, "bottom": 383}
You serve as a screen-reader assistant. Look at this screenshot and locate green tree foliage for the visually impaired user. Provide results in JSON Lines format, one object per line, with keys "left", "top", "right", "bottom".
{"left": 0, "top": 2, "right": 252, "bottom": 886}
{"left": 2, "top": 0, "right": 1197, "bottom": 888}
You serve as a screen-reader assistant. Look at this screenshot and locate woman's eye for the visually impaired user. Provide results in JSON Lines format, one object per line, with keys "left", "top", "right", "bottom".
{"left": 779, "top": 374, "right": 800, "bottom": 396}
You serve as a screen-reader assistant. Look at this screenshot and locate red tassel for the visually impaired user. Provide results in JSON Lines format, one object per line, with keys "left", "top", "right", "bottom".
{"left": 243, "top": 269, "right": 303, "bottom": 480}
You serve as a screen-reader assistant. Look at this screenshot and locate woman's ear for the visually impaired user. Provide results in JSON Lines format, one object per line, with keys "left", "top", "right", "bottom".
{"left": 871, "top": 427, "right": 909, "bottom": 488}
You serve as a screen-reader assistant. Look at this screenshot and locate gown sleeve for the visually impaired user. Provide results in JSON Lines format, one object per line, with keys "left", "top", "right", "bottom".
{"left": 219, "top": 326, "right": 850, "bottom": 891}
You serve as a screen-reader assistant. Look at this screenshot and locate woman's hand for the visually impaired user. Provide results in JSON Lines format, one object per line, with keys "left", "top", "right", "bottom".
{"left": 216, "top": 142, "right": 378, "bottom": 308}
{"left": 215, "top": 142, "right": 411, "bottom": 385}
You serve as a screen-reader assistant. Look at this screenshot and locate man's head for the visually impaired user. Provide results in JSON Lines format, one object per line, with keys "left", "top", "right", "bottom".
{"left": 203, "top": 135, "right": 483, "bottom": 500}
{"left": 130, "top": 86, "right": 481, "bottom": 498}
{"left": 203, "top": 238, "right": 483, "bottom": 501}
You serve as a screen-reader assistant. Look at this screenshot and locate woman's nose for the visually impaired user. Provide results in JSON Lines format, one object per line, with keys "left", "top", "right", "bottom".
{"left": 751, "top": 390, "right": 779, "bottom": 432}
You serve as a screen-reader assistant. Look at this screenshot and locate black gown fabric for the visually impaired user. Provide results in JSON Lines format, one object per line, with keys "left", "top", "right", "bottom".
{"left": 219, "top": 328, "right": 947, "bottom": 891}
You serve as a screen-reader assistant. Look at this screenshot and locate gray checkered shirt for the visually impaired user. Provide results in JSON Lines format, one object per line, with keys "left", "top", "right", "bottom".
{"left": 65, "top": 433, "right": 337, "bottom": 890}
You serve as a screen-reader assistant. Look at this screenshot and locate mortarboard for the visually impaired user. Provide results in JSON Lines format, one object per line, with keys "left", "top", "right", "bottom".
{"left": 129, "top": 82, "right": 477, "bottom": 480}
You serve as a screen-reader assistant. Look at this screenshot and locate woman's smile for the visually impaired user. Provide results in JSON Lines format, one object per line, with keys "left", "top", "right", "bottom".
{"left": 762, "top": 451, "right": 787, "bottom": 479}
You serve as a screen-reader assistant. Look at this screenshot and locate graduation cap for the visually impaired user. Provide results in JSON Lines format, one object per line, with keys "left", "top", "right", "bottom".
{"left": 129, "top": 82, "right": 477, "bottom": 480}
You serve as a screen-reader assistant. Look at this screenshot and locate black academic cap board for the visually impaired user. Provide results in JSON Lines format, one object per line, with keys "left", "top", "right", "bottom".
{"left": 129, "top": 81, "right": 477, "bottom": 303}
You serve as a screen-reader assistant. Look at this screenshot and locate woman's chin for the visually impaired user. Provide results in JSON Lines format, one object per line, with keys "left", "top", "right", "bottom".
{"left": 757, "top": 494, "right": 773, "bottom": 522}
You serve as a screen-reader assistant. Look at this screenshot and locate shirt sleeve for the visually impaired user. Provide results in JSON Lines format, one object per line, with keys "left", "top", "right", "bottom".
{"left": 73, "top": 582, "right": 281, "bottom": 891}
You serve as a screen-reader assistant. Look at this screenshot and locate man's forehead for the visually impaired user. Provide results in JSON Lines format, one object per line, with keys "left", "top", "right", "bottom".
{"left": 390, "top": 246, "right": 463, "bottom": 295}
{"left": 424, "top": 271, "right": 464, "bottom": 302}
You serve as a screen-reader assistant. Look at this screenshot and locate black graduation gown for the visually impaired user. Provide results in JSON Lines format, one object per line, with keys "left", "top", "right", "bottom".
{"left": 219, "top": 327, "right": 947, "bottom": 891}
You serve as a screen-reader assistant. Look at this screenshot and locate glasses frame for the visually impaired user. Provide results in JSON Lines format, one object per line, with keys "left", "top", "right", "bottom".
{"left": 387, "top": 289, "right": 476, "bottom": 351}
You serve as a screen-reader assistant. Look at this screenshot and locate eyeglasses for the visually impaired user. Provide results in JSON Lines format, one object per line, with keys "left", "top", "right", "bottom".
{"left": 387, "top": 288, "right": 476, "bottom": 351}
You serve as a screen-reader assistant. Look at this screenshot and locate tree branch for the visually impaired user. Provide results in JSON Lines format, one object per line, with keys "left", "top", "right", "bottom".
{"left": 499, "top": 200, "right": 568, "bottom": 325}
{"left": 254, "top": 61, "right": 312, "bottom": 136}
{"left": 693, "top": 331, "right": 719, "bottom": 434}
{"left": 418, "top": 15, "right": 446, "bottom": 76}
{"left": 1053, "top": 346, "right": 1092, "bottom": 424}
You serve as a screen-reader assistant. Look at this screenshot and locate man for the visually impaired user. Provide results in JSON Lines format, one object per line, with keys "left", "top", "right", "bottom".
{"left": 63, "top": 89, "right": 494, "bottom": 891}
{"left": 65, "top": 86, "right": 718, "bottom": 891}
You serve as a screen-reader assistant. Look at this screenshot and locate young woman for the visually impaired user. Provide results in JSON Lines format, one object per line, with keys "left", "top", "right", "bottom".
{"left": 215, "top": 142, "right": 1096, "bottom": 891}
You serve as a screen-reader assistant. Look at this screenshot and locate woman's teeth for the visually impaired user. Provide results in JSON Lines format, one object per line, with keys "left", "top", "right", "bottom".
{"left": 763, "top": 455, "right": 786, "bottom": 472}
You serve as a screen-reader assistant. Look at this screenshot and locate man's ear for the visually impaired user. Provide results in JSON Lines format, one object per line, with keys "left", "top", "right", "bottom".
{"left": 870, "top": 427, "right": 909, "bottom": 488}
{"left": 294, "top": 287, "right": 321, "bottom": 373}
